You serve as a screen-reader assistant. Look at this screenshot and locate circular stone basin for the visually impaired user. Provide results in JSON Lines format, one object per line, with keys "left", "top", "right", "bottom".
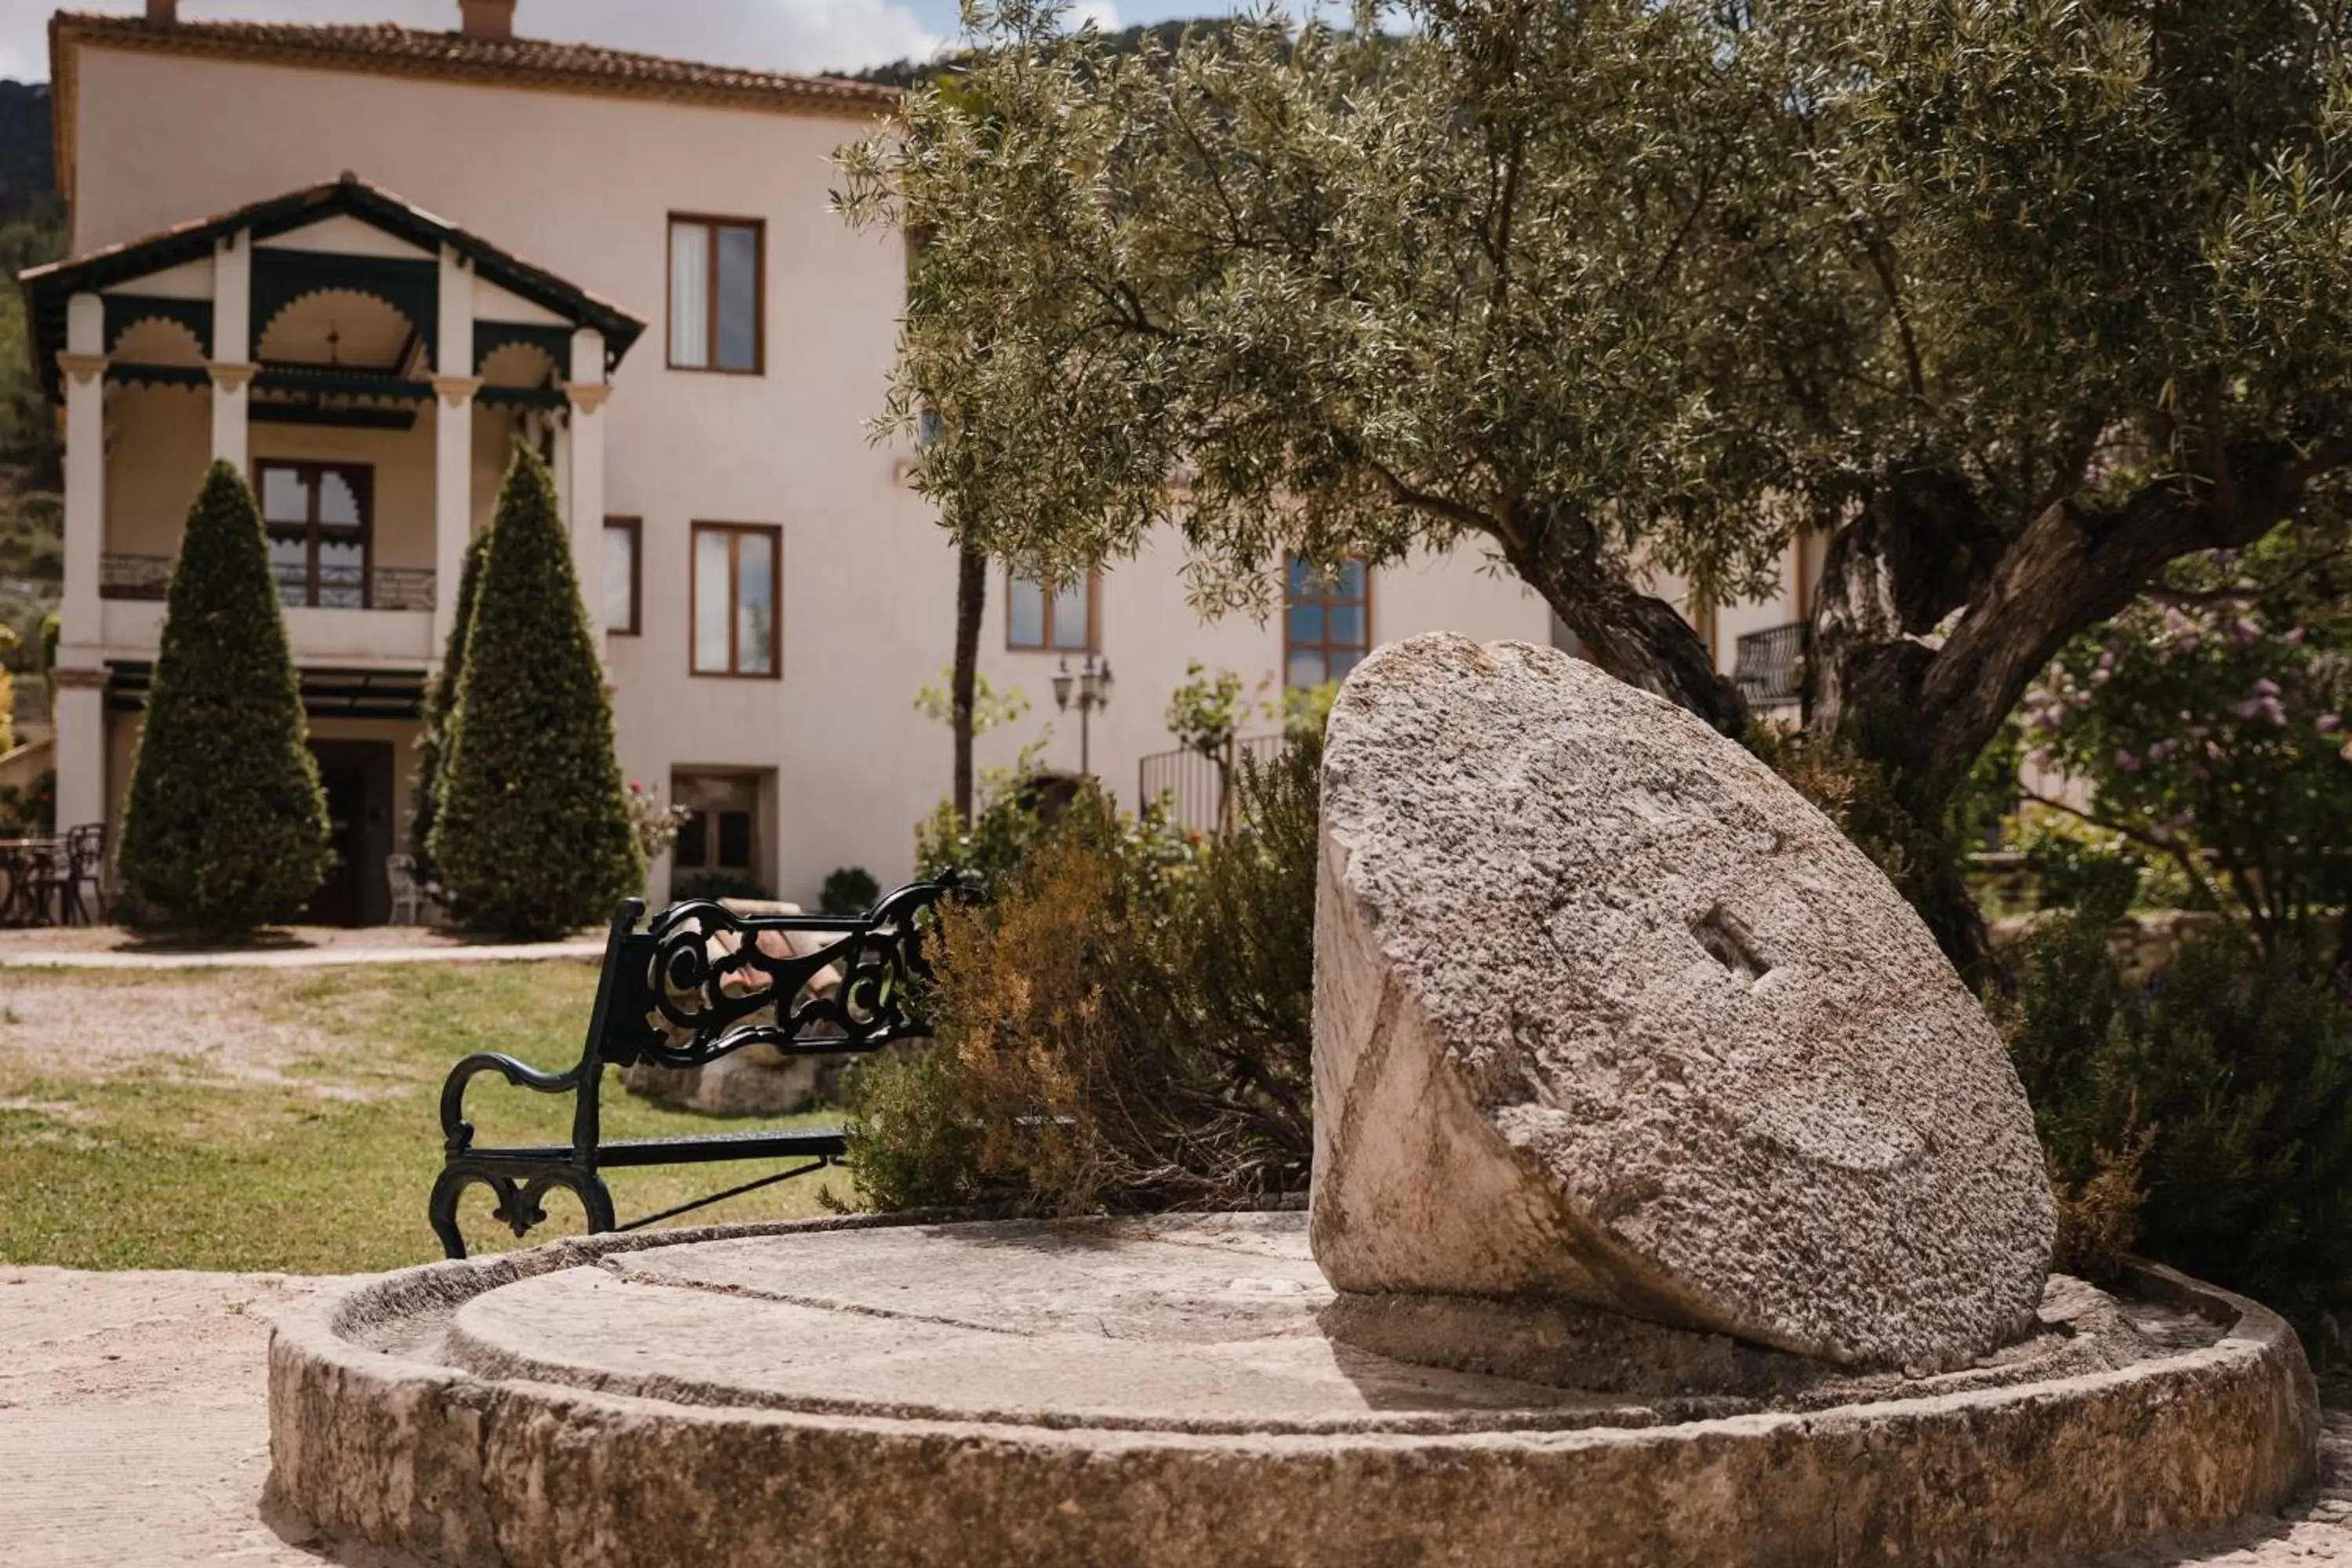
{"left": 269, "top": 1212, "right": 2320, "bottom": 1568}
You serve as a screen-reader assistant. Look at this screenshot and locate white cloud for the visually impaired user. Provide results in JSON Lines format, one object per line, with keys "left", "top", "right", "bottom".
{"left": 2, "top": 0, "right": 948, "bottom": 84}
{"left": 1069, "top": 0, "right": 1120, "bottom": 30}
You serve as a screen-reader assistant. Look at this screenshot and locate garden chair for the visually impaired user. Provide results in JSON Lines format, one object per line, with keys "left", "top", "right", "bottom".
{"left": 387, "top": 854, "right": 426, "bottom": 925}
{"left": 60, "top": 823, "right": 106, "bottom": 926}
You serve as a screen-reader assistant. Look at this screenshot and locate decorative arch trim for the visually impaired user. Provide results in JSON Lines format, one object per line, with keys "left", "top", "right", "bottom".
{"left": 473, "top": 321, "right": 575, "bottom": 378}
{"left": 103, "top": 295, "right": 212, "bottom": 359}
{"left": 252, "top": 250, "right": 436, "bottom": 353}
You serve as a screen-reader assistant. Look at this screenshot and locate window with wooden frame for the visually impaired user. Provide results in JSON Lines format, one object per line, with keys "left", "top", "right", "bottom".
{"left": 1283, "top": 556, "right": 1371, "bottom": 688}
{"left": 1005, "top": 568, "right": 1098, "bottom": 652}
{"left": 671, "top": 771, "right": 764, "bottom": 878}
{"left": 691, "top": 522, "right": 780, "bottom": 677}
{"left": 668, "top": 215, "right": 764, "bottom": 373}
{"left": 257, "top": 459, "right": 372, "bottom": 609}
{"left": 602, "top": 518, "right": 641, "bottom": 635}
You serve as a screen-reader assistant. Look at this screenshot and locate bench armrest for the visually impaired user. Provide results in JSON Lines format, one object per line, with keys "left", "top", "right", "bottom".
{"left": 438, "top": 1051, "right": 587, "bottom": 1155}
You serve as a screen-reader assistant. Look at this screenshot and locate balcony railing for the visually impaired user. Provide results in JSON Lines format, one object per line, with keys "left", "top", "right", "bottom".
{"left": 100, "top": 553, "right": 435, "bottom": 612}
{"left": 1732, "top": 621, "right": 1808, "bottom": 710}
{"left": 1138, "top": 734, "right": 1290, "bottom": 836}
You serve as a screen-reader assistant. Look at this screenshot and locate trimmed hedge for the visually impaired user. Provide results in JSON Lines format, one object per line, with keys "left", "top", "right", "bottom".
{"left": 408, "top": 524, "right": 491, "bottom": 887}
{"left": 430, "top": 446, "right": 642, "bottom": 937}
{"left": 117, "top": 461, "right": 329, "bottom": 932}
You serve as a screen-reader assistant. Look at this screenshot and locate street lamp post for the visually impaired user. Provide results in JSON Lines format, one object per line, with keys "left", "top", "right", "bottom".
{"left": 1052, "top": 653, "right": 1114, "bottom": 775}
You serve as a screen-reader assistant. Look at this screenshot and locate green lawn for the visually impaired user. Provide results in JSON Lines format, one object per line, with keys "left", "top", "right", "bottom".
{"left": 0, "top": 961, "right": 857, "bottom": 1272}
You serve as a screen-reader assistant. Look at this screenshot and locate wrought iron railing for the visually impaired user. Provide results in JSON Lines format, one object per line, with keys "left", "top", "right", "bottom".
{"left": 1733, "top": 621, "right": 1809, "bottom": 710}
{"left": 99, "top": 552, "right": 434, "bottom": 612}
{"left": 1138, "top": 733, "right": 1290, "bottom": 836}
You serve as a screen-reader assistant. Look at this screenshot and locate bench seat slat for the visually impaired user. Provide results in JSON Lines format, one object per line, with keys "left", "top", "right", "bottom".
{"left": 461, "top": 1127, "right": 849, "bottom": 1167}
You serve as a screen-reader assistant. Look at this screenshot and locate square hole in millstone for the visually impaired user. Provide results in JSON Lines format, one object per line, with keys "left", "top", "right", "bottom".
{"left": 1690, "top": 904, "right": 1769, "bottom": 982}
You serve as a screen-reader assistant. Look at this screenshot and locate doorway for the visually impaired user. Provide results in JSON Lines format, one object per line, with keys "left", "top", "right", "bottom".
{"left": 307, "top": 739, "right": 395, "bottom": 927}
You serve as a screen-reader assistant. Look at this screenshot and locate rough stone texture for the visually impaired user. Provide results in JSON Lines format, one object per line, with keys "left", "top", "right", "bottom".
{"left": 265, "top": 1213, "right": 2320, "bottom": 1568}
{"left": 2, "top": 1257, "right": 2332, "bottom": 1568}
{"left": 1312, "top": 633, "right": 2056, "bottom": 1369}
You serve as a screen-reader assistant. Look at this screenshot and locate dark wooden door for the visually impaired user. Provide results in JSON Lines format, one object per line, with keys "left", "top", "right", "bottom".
{"left": 306, "top": 740, "right": 395, "bottom": 927}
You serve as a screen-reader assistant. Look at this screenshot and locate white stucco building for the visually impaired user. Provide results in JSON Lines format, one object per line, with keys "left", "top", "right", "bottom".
{"left": 24, "top": 0, "right": 1813, "bottom": 923}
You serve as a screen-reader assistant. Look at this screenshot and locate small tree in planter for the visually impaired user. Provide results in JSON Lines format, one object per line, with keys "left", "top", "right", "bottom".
{"left": 430, "top": 446, "right": 643, "bottom": 937}
{"left": 117, "top": 461, "right": 330, "bottom": 932}
{"left": 408, "top": 524, "right": 492, "bottom": 891}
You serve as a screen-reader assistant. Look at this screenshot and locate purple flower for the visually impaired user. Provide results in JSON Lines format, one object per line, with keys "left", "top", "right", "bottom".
{"left": 2234, "top": 619, "right": 2263, "bottom": 647}
{"left": 2284, "top": 627, "right": 2307, "bottom": 647}
{"left": 2148, "top": 739, "right": 2180, "bottom": 761}
{"left": 2320, "top": 714, "right": 2344, "bottom": 734}
{"left": 2232, "top": 695, "right": 2286, "bottom": 725}
{"left": 2252, "top": 678, "right": 2281, "bottom": 699}
{"left": 2114, "top": 749, "right": 2143, "bottom": 773}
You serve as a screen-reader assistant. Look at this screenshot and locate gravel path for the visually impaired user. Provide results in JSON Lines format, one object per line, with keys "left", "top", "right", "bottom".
{"left": 0, "top": 1268, "right": 416, "bottom": 1566}
{"left": 0, "top": 1265, "right": 2343, "bottom": 1566}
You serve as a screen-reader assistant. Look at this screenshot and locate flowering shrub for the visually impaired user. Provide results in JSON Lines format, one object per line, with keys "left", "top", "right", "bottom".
{"left": 2022, "top": 527, "right": 2352, "bottom": 951}
{"left": 852, "top": 735, "right": 1319, "bottom": 1214}
{"left": 623, "top": 781, "right": 690, "bottom": 866}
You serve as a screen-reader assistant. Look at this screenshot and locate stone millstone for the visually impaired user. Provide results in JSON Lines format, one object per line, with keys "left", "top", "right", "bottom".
{"left": 1311, "top": 634, "right": 2056, "bottom": 1369}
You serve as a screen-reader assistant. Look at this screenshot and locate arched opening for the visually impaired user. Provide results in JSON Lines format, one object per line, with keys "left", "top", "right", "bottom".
{"left": 256, "top": 289, "right": 421, "bottom": 374}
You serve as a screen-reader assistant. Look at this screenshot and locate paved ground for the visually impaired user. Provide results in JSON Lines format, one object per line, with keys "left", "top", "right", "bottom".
{"left": 0, "top": 923, "right": 602, "bottom": 968}
{"left": 0, "top": 1268, "right": 416, "bottom": 1566}
{"left": 0, "top": 1265, "right": 2344, "bottom": 1566}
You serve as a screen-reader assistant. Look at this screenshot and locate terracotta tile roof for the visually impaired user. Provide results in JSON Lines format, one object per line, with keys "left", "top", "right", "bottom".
{"left": 49, "top": 12, "right": 902, "bottom": 118}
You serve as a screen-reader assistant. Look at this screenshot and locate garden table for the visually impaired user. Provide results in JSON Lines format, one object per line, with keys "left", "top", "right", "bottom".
{"left": 0, "top": 837, "right": 63, "bottom": 927}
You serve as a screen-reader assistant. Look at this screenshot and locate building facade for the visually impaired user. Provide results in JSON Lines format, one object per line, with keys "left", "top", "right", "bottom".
{"left": 26, "top": 1, "right": 1812, "bottom": 922}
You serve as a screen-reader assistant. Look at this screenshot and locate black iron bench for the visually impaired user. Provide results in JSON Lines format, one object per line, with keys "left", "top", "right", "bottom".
{"left": 428, "top": 879, "right": 964, "bottom": 1259}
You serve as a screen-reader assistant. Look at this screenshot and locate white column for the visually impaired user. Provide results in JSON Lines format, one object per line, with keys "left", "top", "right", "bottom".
{"left": 207, "top": 231, "right": 254, "bottom": 470}
{"left": 57, "top": 292, "right": 107, "bottom": 666}
{"left": 566, "top": 327, "right": 608, "bottom": 640}
{"left": 50, "top": 674, "right": 108, "bottom": 837}
{"left": 431, "top": 247, "right": 478, "bottom": 655}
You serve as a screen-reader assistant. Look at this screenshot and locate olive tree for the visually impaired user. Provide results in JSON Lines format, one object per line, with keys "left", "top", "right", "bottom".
{"left": 837, "top": 0, "right": 2352, "bottom": 972}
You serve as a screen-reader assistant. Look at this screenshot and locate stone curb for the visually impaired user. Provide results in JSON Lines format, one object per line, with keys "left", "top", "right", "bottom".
{"left": 267, "top": 1216, "right": 2321, "bottom": 1568}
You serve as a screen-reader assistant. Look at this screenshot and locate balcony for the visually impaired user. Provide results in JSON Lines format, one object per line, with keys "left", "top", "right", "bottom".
{"left": 1733, "top": 622, "right": 1808, "bottom": 711}
{"left": 98, "top": 552, "right": 437, "bottom": 665}
{"left": 99, "top": 552, "right": 435, "bottom": 611}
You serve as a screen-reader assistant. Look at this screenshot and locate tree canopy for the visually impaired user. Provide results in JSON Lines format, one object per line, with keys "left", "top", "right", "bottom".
{"left": 839, "top": 0, "right": 2352, "bottom": 968}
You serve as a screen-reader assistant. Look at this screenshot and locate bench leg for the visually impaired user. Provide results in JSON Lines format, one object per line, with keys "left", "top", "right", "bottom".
{"left": 429, "top": 1160, "right": 617, "bottom": 1261}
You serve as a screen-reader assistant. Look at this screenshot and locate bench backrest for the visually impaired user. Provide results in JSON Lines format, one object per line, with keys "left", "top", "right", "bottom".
{"left": 586, "top": 880, "right": 964, "bottom": 1072}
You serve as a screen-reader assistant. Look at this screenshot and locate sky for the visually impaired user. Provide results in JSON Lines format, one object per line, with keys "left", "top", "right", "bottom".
{"left": 0, "top": 0, "right": 1249, "bottom": 85}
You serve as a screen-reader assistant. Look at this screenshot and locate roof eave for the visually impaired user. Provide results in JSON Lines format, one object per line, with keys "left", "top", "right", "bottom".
{"left": 20, "top": 176, "right": 648, "bottom": 400}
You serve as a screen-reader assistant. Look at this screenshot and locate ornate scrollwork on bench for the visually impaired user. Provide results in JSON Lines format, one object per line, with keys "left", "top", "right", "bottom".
{"left": 427, "top": 878, "right": 967, "bottom": 1259}
{"left": 617, "top": 880, "right": 948, "bottom": 1070}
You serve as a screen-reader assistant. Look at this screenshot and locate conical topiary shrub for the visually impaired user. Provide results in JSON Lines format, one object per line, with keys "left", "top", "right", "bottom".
{"left": 408, "top": 524, "right": 492, "bottom": 888}
{"left": 430, "top": 445, "right": 643, "bottom": 937}
{"left": 118, "top": 460, "right": 330, "bottom": 932}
